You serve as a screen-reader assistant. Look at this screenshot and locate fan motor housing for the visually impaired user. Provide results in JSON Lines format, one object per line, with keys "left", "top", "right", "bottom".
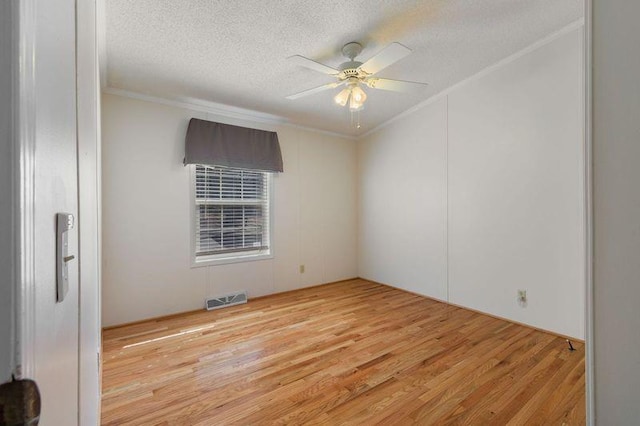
{"left": 338, "top": 61, "right": 364, "bottom": 80}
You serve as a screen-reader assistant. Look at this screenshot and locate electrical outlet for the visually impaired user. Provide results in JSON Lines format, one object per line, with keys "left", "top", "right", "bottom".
{"left": 517, "top": 289, "right": 527, "bottom": 304}
{"left": 299, "top": 264, "right": 305, "bottom": 274}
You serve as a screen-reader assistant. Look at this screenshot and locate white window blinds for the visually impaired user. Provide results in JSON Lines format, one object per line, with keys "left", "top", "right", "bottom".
{"left": 194, "top": 165, "right": 270, "bottom": 258}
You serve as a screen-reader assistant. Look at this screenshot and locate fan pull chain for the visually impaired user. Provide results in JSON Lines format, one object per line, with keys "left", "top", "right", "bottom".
{"left": 350, "top": 109, "right": 362, "bottom": 129}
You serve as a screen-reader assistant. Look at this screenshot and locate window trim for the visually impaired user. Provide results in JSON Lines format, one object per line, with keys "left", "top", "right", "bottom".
{"left": 189, "top": 164, "right": 274, "bottom": 268}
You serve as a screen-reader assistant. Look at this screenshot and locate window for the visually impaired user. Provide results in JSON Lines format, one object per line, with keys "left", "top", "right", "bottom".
{"left": 192, "top": 164, "right": 271, "bottom": 265}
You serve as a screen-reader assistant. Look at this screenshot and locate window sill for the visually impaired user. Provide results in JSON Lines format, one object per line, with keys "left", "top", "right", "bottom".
{"left": 191, "top": 252, "right": 273, "bottom": 268}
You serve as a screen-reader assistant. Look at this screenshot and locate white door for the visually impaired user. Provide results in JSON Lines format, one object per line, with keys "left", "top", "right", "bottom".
{"left": 33, "top": 0, "right": 80, "bottom": 423}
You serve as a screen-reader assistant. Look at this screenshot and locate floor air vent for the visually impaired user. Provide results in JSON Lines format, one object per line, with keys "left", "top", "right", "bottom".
{"left": 205, "top": 291, "right": 248, "bottom": 310}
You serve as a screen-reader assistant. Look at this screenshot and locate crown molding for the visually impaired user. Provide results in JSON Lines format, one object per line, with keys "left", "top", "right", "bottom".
{"left": 102, "top": 87, "right": 286, "bottom": 124}
{"left": 359, "top": 18, "right": 585, "bottom": 139}
{"left": 283, "top": 122, "right": 357, "bottom": 141}
{"left": 102, "top": 87, "right": 357, "bottom": 141}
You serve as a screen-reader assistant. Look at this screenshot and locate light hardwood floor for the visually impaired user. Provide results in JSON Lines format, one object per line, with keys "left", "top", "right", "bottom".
{"left": 101, "top": 279, "right": 585, "bottom": 425}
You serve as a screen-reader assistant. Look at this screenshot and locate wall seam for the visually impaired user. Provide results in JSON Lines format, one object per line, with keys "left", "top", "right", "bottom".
{"left": 446, "top": 95, "right": 450, "bottom": 303}
{"left": 297, "top": 133, "right": 302, "bottom": 289}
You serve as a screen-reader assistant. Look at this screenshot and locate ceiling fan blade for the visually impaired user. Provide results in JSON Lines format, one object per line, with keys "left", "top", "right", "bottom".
{"left": 358, "top": 42, "right": 412, "bottom": 75}
{"left": 364, "top": 77, "right": 428, "bottom": 92}
{"left": 286, "top": 81, "right": 342, "bottom": 100}
{"left": 288, "top": 55, "right": 339, "bottom": 75}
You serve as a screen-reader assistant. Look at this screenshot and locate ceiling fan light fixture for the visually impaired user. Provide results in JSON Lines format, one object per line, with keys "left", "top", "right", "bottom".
{"left": 334, "top": 87, "right": 351, "bottom": 106}
{"left": 349, "top": 93, "right": 365, "bottom": 111}
{"left": 351, "top": 85, "right": 367, "bottom": 104}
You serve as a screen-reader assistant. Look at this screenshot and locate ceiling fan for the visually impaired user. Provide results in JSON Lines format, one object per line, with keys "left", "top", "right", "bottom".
{"left": 286, "top": 41, "right": 428, "bottom": 111}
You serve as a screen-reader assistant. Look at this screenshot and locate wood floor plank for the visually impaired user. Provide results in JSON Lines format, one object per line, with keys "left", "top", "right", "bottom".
{"left": 102, "top": 279, "right": 585, "bottom": 425}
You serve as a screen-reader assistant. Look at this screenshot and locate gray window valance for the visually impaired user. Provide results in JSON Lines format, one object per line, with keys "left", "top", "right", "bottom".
{"left": 184, "top": 118, "right": 283, "bottom": 172}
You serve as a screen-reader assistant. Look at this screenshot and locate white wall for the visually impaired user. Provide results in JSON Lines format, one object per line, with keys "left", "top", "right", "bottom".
{"left": 358, "top": 99, "right": 448, "bottom": 300}
{"left": 593, "top": 1, "right": 640, "bottom": 423}
{"left": 0, "top": 0, "right": 15, "bottom": 384}
{"left": 448, "top": 27, "right": 584, "bottom": 339}
{"left": 359, "top": 26, "right": 585, "bottom": 339}
{"left": 101, "top": 93, "right": 358, "bottom": 326}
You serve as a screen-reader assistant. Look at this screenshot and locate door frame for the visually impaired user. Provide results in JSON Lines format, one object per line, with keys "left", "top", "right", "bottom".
{"left": 583, "top": 0, "right": 595, "bottom": 424}
{"left": 13, "top": 0, "right": 38, "bottom": 381}
{"left": 11, "top": 0, "right": 102, "bottom": 424}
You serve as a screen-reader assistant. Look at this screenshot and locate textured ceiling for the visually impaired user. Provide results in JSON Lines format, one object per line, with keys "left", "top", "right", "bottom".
{"left": 105, "top": 0, "right": 583, "bottom": 136}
